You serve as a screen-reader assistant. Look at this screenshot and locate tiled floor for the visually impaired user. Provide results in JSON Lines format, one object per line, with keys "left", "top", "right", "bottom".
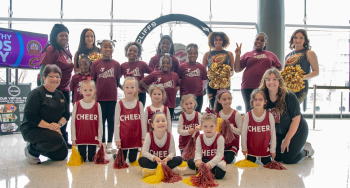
{"left": 0, "top": 119, "right": 349, "bottom": 188}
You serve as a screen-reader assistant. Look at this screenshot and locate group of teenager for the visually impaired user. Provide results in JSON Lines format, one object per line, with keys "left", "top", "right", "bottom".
{"left": 20, "top": 23, "right": 319, "bottom": 180}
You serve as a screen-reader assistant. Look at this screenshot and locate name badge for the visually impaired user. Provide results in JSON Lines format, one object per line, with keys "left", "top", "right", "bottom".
{"left": 46, "top": 94, "right": 52, "bottom": 98}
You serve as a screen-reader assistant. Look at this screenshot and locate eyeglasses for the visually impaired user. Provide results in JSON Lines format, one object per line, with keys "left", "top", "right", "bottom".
{"left": 265, "top": 78, "right": 279, "bottom": 82}
{"left": 47, "top": 75, "right": 61, "bottom": 79}
{"left": 252, "top": 98, "right": 264, "bottom": 102}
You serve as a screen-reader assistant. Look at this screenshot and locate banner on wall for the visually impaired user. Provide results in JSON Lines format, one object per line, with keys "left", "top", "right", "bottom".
{"left": 0, "top": 27, "right": 48, "bottom": 69}
{"left": 0, "top": 84, "right": 31, "bottom": 136}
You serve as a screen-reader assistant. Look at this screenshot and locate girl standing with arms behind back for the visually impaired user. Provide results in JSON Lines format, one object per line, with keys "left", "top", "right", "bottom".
{"left": 114, "top": 77, "right": 146, "bottom": 163}
{"left": 90, "top": 40, "right": 122, "bottom": 153}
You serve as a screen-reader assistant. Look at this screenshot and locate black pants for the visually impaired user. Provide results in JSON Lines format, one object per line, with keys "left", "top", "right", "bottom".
{"left": 113, "top": 149, "right": 139, "bottom": 162}
{"left": 169, "top": 108, "right": 174, "bottom": 119}
{"left": 188, "top": 158, "right": 226, "bottom": 179}
{"left": 224, "top": 151, "right": 236, "bottom": 164}
{"left": 247, "top": 155, "right": 271, "bottom": 165}
{"left": 138, "top": 92, "right": 146, "bottom": 108}
{"left": 275, "top": 122, "right": 308, "bottom": 164}
{"left": 27, "top": 129, "right": 68, "bottom": 160}
{"left": 241, "top": 88, "right": 254, "bottom": 113}
{"left": 61, "top": 90, "right": 70, "bottom": 144}
{"left": 195, "top": 95, "right": 204, "bottom": 112}
{"left": 99, "top": 101, "right": 117, "bottom": 143}
{"left": 78, "top": 145, "right": 97, "bottom": 162}
{"left": 138, "top": 156, "right": 183, "bottom": 169}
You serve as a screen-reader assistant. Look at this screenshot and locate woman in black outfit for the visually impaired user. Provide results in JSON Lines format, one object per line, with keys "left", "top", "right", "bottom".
{"left": 20, "top": 64, "right": 70, "bottom": 164}
{"left": 259, "top": 68, "right": 314, "bottom": 164}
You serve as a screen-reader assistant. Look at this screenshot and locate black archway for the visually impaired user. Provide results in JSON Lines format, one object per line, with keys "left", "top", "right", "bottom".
{"left": 135, "top": 14, "right": 212, "bottom": 43}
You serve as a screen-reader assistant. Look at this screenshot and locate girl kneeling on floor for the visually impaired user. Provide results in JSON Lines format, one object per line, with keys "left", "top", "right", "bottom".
{"left": 188, "top": 111, "right": 226, "bottom": 179}
{"left": 138, "top": 112, "right": 183, "bottom": 177}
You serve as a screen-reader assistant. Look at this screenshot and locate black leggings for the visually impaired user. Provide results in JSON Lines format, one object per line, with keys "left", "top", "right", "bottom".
{"left": 138, "top": 92, "right": 146, "bottom": 108}
{"left": 241, "top": 88, "right": 254, "bottom": 113}
{"left": 61, "top": 90, "right": 70, "bottom": 144}
{"left": 113, "top": 149, "right": 139, "bottom": 163}
{"left": 138, "top": 156, "right": 183, "bottom": 169}
{"left": 188, "top": 158, "right": 226, "bottom": 179}
{"left": 247, "top": 155, "right": 271, "bottom": 165}
{"left": 78, "top": 145, "right": 97, "bottom": 162}
{"left": 27, "top": 129, "right": 68, "bottom": 160}
{"left": 275, "top": 122, "right": 308, "bottom": 164}
{"left": 99, "top": 101, "right": 117, "bottom": 143}
{"left": 224, "top": 151, "right": 236, "bottom": 164}
{"left": 207, "top": 86, "right": 230, "bottom": 110}
{"left": 169, "top": 108, "right": 174, "bottom": 119}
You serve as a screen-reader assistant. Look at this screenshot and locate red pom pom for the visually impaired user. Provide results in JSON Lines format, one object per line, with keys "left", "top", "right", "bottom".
{"left": 263, "top": 161, "right": 286, "bottom": 170}
{"left": 94, "top": 145, "right": 110, "bottom": 164}
{"left": 113, "top": 149, "right": 129, "bottom": 169}
{"left": 162, "top": 163, "right": 182, "bottom": 183}
{"left": 181, "top": 134, "right": 197, "bottom": 161}
{"left": 190, "top": 163, "right": 219, "bottom": 188}
{"left": 219, "top": 119, "right": 236, "bottom": 143}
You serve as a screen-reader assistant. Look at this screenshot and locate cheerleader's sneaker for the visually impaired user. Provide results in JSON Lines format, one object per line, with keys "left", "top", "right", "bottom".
{"left": 141, "top": 168, "right": 156, "bottom": 178}
{"left": 106, "top": 143, "right": 112, "bottom": 154}
{"left": 24, "top": 145, "right": 41, "bottom": 165}
{"left": 172, "top": 166, "right": 196, "bottom": 175}
{"left": 304, "top": 142, "right": 315, "bottom": 157}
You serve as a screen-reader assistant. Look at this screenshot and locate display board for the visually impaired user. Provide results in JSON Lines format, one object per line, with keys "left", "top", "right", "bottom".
{"left": 0, "top": 27, "right": 48, "bottom": 69}
{"left": 0, "top": 84, "right": 31, "bottom": 135}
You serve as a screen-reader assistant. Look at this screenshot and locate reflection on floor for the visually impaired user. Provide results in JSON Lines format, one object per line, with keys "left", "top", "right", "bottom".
{"left": 0, "top": 119, "right": 349, "bottom": 188}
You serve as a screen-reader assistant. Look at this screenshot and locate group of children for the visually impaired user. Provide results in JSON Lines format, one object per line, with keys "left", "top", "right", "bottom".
{"left": 69, "top": 37, "right": 276, "bottom": 180}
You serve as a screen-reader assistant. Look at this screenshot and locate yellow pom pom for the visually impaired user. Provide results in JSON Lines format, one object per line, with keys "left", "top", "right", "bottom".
{"left": 129, "top": 149, "right": 142, "bottom": 166}
{"left": 181, "top": 174, "right": 198, "bottom": 186}
{"left": 67, "top": 146, "right": 84, "bottom": 166}
{"left": 216, "top": 118, "right": 223, "bottom": 132}
{"left": 179, "top": 161, "right": 188, "bottom": 167}
{"left": 142, "top": 164, "right": 164, "bottom": 184}
{"left": 233, "top": 159, "right": 259, "bottom": 168}
{"left": 281, "top": 65, "right": 306, "bottom": 93}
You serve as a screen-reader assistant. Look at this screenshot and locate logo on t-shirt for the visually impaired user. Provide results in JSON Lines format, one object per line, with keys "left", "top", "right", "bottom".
{"left": 253, "top": 54, "right": 267, "bottom": 59}
{"left": 100, "top": 68, "right": 105, "bottom": 72}
{"left": 127, "top": 67, "right": 141, "bottom": 77}
{"left": 99, "top": 68, "right": 114, "bottom": 78}
{"left": 269, "top": 108, "right": 280, "bottom": 123}
{"left": 77, "top": 81, "right": 83, "bottom": 92}
{"left": 185, "top": 68, "right": 200, "bottom": 77}
{"left": 157, "top": 77, "right": 161, "bottom": 83}
{"left": 163, "top": 80, "right": 173, "bottom": 88}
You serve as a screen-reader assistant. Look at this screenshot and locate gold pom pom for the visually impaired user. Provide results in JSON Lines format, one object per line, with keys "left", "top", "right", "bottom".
{"left": 281, "top": 65, "right": 305, "bottom": 93}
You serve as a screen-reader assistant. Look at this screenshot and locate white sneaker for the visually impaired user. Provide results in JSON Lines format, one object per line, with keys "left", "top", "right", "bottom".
{"left": 172, "top": 166, "right": 196, "bottom": 175}
{"left": 304, "top": 142, "right": 315, "bottom": 157}
{"left": 141, "top": 168, "right": 156, "bottom": 178}
{"left": 24, "top": 145, "right": 41, "bottom": 165}
{"left": 106, "top": 143, "right": 112, "bottom": 154}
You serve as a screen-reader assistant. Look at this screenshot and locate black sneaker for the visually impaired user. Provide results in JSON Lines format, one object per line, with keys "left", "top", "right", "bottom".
{"left": 67, "top": 143, "right": 72, "bottom": 149}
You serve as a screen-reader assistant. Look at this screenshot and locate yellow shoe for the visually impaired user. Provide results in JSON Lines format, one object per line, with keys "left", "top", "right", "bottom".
{"left": 141, "top": 168, "right": 156, "bottom": 178}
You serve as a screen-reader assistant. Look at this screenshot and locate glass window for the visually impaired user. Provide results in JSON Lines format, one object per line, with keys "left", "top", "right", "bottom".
{"left": 285, "top": 0, "right": 305, "bottom": 24}
{"left": 172, "top": 0, "right": 210, "bottom": 21}
{"left": 0, "top": 0, "right": 9, "bottom": 18}
{"left": 12, "top": 0, "right": 60, "bottom": 18}
{"left": 306, "top": 0, "right": 350, "bottom": 26}
{"left": 64, "top": 0, "right": 111, "bottom": 19}
{"left": 211, "top": 0, "right": 257, "bottom": 22}
{"left": 113, "top": 0, "right": 162, "bottom": 20}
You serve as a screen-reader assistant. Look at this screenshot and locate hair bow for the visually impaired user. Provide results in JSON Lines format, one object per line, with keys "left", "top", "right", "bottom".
{"left": 125, "top": 72, "right": 134, "bottom": 77}
{"left": 150, "top": 110, "right": 161, "bottom": 117}
{"left": 79, "top": 53, "right": 90, "bottom": 60}
{"left": 82, "top": 73, "right": 92, "bottom": 81}
{"left": 205, "top": 107, "right": 215, "bottom": 115}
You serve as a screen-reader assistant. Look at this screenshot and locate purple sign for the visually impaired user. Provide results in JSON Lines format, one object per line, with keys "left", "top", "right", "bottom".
{"left": 0, "top": 28, "right": 48, "bottom": 69}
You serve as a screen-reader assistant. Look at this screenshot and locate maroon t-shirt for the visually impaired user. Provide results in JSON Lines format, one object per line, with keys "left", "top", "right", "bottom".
{"left": 177, "top": 62, "right": 208, "bottom": 96}
{"left": 90, "top": 59, "right": 122, "bottom": 101}
{"left": 149, "top": 54, "right": 179, "bottom": 73}
{"left": 142, "top": 71, "right": 180, "bottom": 108}
{"left": 121, "top": 61, "right": 153, "bottom": 93}
{"left": 40, "top": 45, "right": 74, "bottom": 92}
{"left": 70, "top": 73, "right": 84, "bottom": 104}
{"left": 240, "top": 50, "right": 281, "bottom": 89}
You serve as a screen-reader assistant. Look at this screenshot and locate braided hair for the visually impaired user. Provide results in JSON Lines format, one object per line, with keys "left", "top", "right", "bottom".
{"left": 124, "top": 41, "right": 143, "bottom": 59}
